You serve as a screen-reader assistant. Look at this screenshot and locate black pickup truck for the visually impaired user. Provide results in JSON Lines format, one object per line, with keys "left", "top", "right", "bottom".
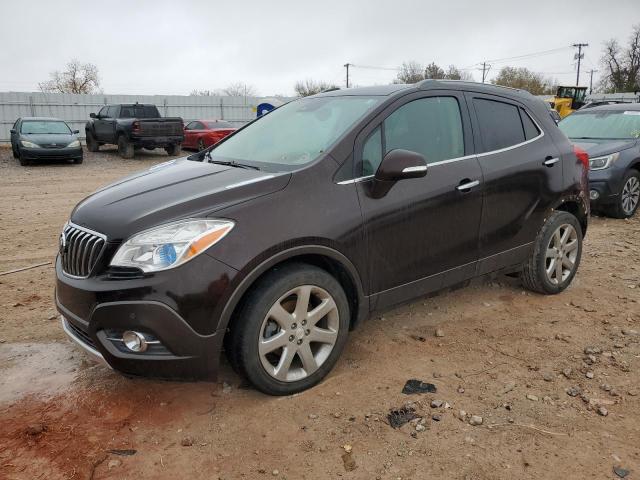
{"left": 85, "top": 104, "right": 184, "bottom": 158}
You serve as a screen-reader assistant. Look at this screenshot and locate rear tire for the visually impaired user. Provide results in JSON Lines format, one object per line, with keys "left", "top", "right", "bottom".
{"left": 86, "top": 130, "right": 99, "bottom": 152}
{"left": 117, "top": 135, "right": 134, "bottom": 159}
{"left": 165, "top": 143, "right": 181, "bottom": 156}
{"left": 225, "top": 263, "right": 350, "bottom": 395}
{"left": 521, "top": 211, "right": 582, "bottom": 295}
{"left": 607, "top": 170, "right": 640, "bottom": 219}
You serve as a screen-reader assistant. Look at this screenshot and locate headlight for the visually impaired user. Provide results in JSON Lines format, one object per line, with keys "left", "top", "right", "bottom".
{"left": 67, "top": 139, "right": 80, "bottom": 148}
{"left": 20, "top": 140, "right": 40, "bottom": 148}
{"left": 110, "top": 219, "right": 234, "bottom": 272}
{"left": 589, "top": 152, "right": 619, "bottom": 170}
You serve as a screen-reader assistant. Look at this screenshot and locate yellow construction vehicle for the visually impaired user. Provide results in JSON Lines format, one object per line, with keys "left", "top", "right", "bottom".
{"left": 549, "top": 86, "right": 588, "bottom": 118}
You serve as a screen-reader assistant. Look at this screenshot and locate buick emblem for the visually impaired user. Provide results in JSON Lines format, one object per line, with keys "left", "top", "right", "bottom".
{"left": 59, "top": 232, "right": 68, "bottom": 255}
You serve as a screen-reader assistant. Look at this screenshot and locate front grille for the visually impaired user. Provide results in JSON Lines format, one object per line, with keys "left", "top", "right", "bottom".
{"left": 67, "top": 319, "right": 97, "bottom": 350}
{"left": 61, "top": 223, "right": 106, "bottom": 278}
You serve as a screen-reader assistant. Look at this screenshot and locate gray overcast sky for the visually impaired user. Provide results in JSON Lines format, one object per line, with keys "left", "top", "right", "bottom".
{"left": 0, "top": 0, "right": 637, "bottom": 96}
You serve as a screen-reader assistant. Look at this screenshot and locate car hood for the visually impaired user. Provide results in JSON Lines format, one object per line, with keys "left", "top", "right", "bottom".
{"left": 572, "top": 138, "right": 638, "bottom": 157}
{"left": 71, "top": 158, "right": 290, "bottom": 241}
{"left": 22, "top": 133, "right": 76, "bottom": 146}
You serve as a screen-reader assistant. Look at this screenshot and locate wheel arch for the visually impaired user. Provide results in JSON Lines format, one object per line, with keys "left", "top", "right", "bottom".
{"left": 218, "top": 245, "right": 368, "bottom": 338}
{"left": 553, "top": 196, "right": 588, "bottom": 236}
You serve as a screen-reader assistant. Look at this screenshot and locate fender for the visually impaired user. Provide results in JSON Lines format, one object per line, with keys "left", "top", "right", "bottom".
{"left": 214, "top": 244, "right": 369, "bottom": 335}
{"left": 548, "top": 193, "right": 589, "bottom": 234}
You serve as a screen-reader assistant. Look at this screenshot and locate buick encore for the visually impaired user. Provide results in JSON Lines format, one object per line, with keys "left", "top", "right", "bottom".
{"left": 56, "top": 80, "right": 589, "bottom": 395}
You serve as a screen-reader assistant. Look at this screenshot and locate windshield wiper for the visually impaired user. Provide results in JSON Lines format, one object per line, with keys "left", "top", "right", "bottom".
{"left": 205, "top": 152, "right": 260, "bottom": 170}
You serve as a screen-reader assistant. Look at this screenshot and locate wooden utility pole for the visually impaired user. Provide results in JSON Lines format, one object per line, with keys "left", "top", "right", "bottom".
{"left": 573, "top": 43, "right": 589, "bottom": 86}
{"left": 344, "top": 63, "right": 352, "bottom": 88}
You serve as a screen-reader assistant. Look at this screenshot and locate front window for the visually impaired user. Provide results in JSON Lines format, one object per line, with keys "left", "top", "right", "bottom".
{"left": 210, "top": 96, "right": 382, "bottom": 171}
{"left": 559, "top": 110, "right": 640, "bottom": 140}
{"left": 21, "top": 120, "right": 71, "bottom": 135}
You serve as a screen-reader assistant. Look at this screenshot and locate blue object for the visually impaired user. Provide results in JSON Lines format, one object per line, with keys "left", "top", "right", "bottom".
{"left": 157, "top": 244, "right": 177, "bottom": 265}
{"left": 257, "top": 103, "right": 275, "bottom": 117}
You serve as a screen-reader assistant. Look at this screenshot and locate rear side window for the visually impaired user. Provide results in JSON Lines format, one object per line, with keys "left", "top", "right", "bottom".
{"left": 473, "top": 98, "right": 526, "bottom": 152}
{"left": 120, "top": 105, "right": 160, "bottom": 118}
{"left": 520, "top": 108, "right": 541, "bottom": 140}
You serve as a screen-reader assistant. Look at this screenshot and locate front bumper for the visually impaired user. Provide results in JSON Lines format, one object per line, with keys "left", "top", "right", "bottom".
{"left": 55, "top": 252, "right": 237, "bottom": 379}
{"left": 21, "top": 146, "right": 83, "bottom": 161}
{"left": 588, "top": 168, "right": 624, "bottom": 207}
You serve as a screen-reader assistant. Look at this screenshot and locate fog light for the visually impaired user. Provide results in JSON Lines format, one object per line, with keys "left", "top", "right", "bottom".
{"left": 122, "top": 330, "right": 147, "bottom": 352}
{"left": 589, "top": 190, "right": 600, "bottom": 200}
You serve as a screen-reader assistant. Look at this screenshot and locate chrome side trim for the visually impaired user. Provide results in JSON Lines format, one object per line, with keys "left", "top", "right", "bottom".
{"left": 402, "top": 165, "right": 428, "bottom": 173}
{"left": 337, "top": 175, "right": 374, "bottom": 185}
{"left": 224, "top": 175, "right": 275, "bottom": 189}
{"left": 61, "top": 317, "right": 109, "bottom": 366}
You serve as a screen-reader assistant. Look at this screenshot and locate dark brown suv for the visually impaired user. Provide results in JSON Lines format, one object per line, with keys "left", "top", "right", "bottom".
{"left": 56, "top": 80, "right": 589, "bottom": 395}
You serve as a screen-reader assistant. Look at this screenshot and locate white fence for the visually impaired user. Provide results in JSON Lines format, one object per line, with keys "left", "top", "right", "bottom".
{"left": 0, "top": 92, "right": 293, "bottom": 142}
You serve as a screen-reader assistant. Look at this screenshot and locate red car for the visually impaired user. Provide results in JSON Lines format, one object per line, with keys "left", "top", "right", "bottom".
{"left": 182, "top": 120, "right": 237, "bottom": 151}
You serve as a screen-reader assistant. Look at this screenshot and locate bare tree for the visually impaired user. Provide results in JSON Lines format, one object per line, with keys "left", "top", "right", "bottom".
{"left": 395, "top": 61, "right": 426, "bottom": 84}
{"left": 491, "top": 66, "right": 555, "bottom": 95}
{"left": 396, "top": 61, "right": 474, "bottom": 83}
{"left": 294, "top": 80, "right": 339, "bottom": 97}
{"left": 223, "top": 82, "right": 257, "bottom": 97}
{"left": 190, "top": 89, "right": 216, "bottom": 96}
{"left": 444, "top": 65, "right": 474, "bottom": 81}
{"left": 600, "top": 24, "right": 640, "bottom": 93}
{"left": 39, "top": 59, "right": 100, "bottom": 94}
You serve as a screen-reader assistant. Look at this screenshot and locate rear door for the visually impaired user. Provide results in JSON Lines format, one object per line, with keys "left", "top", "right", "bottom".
{"left": 353, "top": 91, "right": 484, "bottom": 309}
{"left": 466, "top": 93, "right": 563, "bottom": 273}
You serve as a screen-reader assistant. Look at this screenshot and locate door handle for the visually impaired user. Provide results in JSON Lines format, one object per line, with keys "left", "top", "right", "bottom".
{"left": 456, "top": 179, "right": 480, "bottom": 192}
{"left": 543, "top": 157, "right": 560, "bottom": 167}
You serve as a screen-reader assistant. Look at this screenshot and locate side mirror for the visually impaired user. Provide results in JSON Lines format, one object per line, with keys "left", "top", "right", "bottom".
{"left": 370, "top": 149, "right": 427, "bottom": 198}
{"left": 10, "top": 129, "right": 16, "bottom": 134}
{"left": 89, "top": 113, "right": 97, "bottom": 119}
{"left": 73, "top": 129, "right": 80, "bottom": 134}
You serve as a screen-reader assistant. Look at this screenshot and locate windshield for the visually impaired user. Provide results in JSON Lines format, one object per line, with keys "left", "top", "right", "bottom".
{"left": 21, "top": 121, "right": 71, "bottom": 135}
{"left": 210, "top": 96, "right": 382, "bottom": 170}
{"left": 559, "top": 110, "right": 640, "bottom": 139}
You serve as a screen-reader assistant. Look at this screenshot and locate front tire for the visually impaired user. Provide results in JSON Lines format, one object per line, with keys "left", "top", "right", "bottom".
{"left": 197, "top": 139, "right": 206, "bottom": 152}
{"left": 17, "top": 149, "right": 30, "bottom": 166}
{"left": 521, "top": 211, "right": 583, "bottom": 295}
{"left": 118, "top": 135, "right": 134, "bottom": 159}
{"left": 226, "top": 263, "right": 350, "bottom": 395}
{"left": 85, "top": 130, "right": 99, "bottom": 152}
{"left": 608, "top": 170, "right": 640, "bottom": 219}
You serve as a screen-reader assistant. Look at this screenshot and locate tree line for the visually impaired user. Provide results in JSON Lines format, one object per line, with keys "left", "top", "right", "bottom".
{"left": 37, "top": 24, "right": 640, "bottom": 97}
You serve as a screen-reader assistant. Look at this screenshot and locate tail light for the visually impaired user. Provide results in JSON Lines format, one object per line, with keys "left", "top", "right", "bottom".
{"left": 573, "top": 145, "right": 589, "bottom": 171}
{"left": 132, "top": 121, "right": 140, "bottom": 134}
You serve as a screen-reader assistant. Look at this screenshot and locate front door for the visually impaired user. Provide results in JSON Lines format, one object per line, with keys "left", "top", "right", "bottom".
{"left": 354, "top": 92, "right": 484, "bottom": 310}
{"left": 94, "top": 106, "right": 113, "bottom": 141}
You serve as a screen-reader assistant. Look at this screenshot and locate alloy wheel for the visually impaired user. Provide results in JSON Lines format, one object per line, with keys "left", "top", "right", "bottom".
{"left": 545, "top": 223, "right": 579, "bottom": 285}
{"left": 621, "top": 176, "right": 640, "bottom": 215}
{"left": 198, "top": 139, "right": 205, "bottom": 151}
{"left": 258, "top": 285, "right": 339, "bottom": 382}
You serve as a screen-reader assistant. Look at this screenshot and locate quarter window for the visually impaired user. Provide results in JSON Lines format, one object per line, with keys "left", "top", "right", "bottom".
{"left": 473, "top": 98, "right": 526, "bottom": 152}
{"left": 362, "top": 127, "right": 382, "bottom": 176}
{"left": 359, "top": 96, "right": 465, "bottom": 176}
{"left": 520, "top": 108, "right": 541, "bottom": 140}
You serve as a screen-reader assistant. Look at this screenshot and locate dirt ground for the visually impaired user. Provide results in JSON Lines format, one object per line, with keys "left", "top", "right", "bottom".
{"left": 0, "top": 145, "right": 639, "bottom": 480}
